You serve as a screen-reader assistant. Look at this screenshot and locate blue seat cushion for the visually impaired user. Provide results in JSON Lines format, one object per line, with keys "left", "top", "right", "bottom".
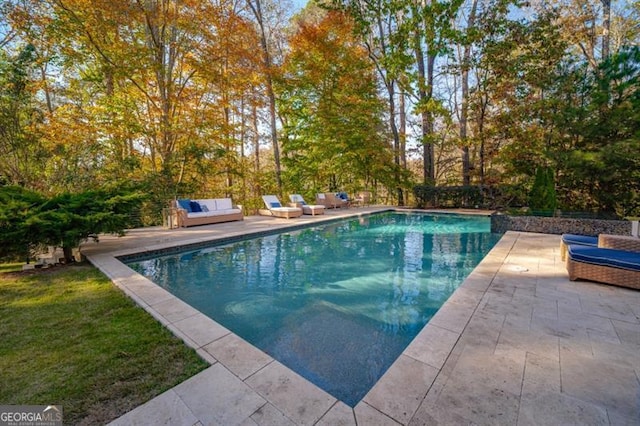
{"left": 177, "top": 198, "right": 192, "bottom": 212}
{"left": 567, "top": 245, "right": 640, "bottom": 272}
{"left": 561, "top": 234, "right": 598, "bottom": 247}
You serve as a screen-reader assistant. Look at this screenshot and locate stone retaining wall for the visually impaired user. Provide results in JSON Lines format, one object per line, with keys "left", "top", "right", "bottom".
{"left": 491, "top": 213, "right": 632, "bottom": 236}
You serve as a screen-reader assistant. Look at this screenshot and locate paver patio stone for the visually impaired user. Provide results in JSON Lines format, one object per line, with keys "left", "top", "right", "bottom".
{"left": 498, "top": 326, "right": 560, "bottom": 360}
{"left": 460, "top": 271, "right": 494, "bottom": 292}
{"left": 408, "top": 398, "right": 478, "bottom": 426}
{"left": 152, "top": 297, "right": 201, "bottom": 324}
{"left": 404, "top": 323, "right": 460, "bottom": 369}
{"left": 362, "top": 354, "right": 439, "bottom": 424}
{"left": 353, "top": 403, "right": 401, "bottom": 425}
{"left": 419, "top": 373, "right": 521, "bottom": 426}
{"left": 456, "top": 309, "right": 503, "bottom": 349}
{"left": 126, "top": 279, "right": 175, "bottom": 306}
{"left": 521, "top": 352, "right": 560, "bottom": 396}
{"left": 560, "top": 351, "right": 640, "bottom": 422}
{"left": 517, "top": 391, "right": 609, "bottom": 426}
{"left": 173, "top": 313, "right": 231, "bottom": 348}
{"left": 202, "top": 333, "right": 273, "bottom": 380}
{"left": 611, "top": 318, "right": 640, "bottom": 346}
{"left": 445, "top": 285, "right": 485, "bottom": 306}
{"left": 447, "top": 344, "right": 525, "bottom": 397}
{"left": 428, "top": 299, "right": 474, "bottom": 333}
{"left": 244, "top": 361, "right": 335, "bottom": 425}
{"left": 590, "top": 336, "right": 640, "bottom": 371}
{"left": 249, "top": 403, "right": 296, "bottom": 426}
{"left": 174, "top": 364, "right": 266, "bottom": 426}
{"left": 108, "top": 389, "right": 197, "bottom": 426}
{"left": 579, "top": 298, "right": 640, "bottom": 324}
{"left": 315, "top": 402, "right": 356, "bottom": 426}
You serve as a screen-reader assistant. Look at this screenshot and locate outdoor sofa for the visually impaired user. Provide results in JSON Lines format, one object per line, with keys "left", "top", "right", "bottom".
{"left": 173, "top": 198, "right": 243, "bottom": 227}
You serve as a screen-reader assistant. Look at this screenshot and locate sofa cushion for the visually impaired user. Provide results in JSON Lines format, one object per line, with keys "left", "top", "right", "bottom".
{"left": 215, "top": 198, "right": 233, "bottom": 210}
{"left": 208, "top": 208, "right": 242, "bottom": 216}
{"left": 190, "top": 201, "right": 202, "bottom": 212}
{"left": 177, "top": 198, "right": 192, "bottom": 212}
{"left": 568, "top": 245, "right": 640, "bottom": 272}
{"left": 198, "top": 199, "right": 216, "bottom": 212}
{"left": 186, "top": 212, "right": 214, "bottom": 219}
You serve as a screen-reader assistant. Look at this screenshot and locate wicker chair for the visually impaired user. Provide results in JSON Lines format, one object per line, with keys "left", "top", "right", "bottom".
{"left": 258, "top": 195, "right": 303, "bottom": 219}
{"left": 289, "top": 194, "right": 325, "bottom": 216}
{"left": 565, "top": 244, "right": 640, "bottom": 290}
{"left": 560, "top": 234, "right": 598, "bottom": 261}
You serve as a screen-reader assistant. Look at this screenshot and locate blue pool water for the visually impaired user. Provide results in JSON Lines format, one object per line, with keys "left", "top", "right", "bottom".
{"left": 127, "top": 212, "right": 501, "bottom": 406}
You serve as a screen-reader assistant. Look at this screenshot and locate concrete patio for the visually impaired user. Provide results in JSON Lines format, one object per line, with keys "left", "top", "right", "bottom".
{"left": 79, "top": 208, "right": 640, "bottom": 425}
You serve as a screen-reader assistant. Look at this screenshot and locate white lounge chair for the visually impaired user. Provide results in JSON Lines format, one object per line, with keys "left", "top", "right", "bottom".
{"left": 259, "top": 195, "right": 303, "bottom": 219}
{"left": 289, "top": 194, "right": 325, "bottom": 216}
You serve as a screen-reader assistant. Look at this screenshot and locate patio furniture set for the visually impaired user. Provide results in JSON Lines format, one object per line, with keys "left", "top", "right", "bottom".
{"left": 171, "top": 192, "right": 371, "bottom": 225}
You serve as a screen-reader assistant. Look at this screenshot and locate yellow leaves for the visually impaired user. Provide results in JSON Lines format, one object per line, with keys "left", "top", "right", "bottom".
{"left": 39, "top": 104, "right": 99, "bottom": 152}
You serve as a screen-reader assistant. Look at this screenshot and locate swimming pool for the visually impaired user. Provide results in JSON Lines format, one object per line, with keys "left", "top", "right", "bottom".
{"left": 127, "top": 212, "right": 501, "bottom": 406}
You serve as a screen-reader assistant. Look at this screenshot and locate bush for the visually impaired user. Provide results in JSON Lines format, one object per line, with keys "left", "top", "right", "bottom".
{"left": 529, "top": 167, "right": 557, "bottom": 216}
{"left": 413, "top": 185, "right": 483, "bottom": 208}
{"left": 0, "top": 185, "right": 147, "bottom": 262}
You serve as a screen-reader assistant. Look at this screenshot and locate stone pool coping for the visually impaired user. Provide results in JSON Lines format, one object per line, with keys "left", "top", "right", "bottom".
{"left": 79, "top": 207, "right": 640, "bottom": 425}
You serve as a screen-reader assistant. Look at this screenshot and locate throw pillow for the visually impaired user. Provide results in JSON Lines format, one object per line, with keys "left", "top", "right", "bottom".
{"left": 270, "top": 202, "right": 281, "bottom": 208}
{"left": 201, "top": 204, "right": 209, "bottom": 212}
{"left": 190, "top": 201, "right": 202, "bottom": 212}
{"left": 177, "top": 198, "right": 192, "bottom": 212}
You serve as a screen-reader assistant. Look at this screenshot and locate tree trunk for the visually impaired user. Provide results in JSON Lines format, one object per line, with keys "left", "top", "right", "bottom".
{"left": 460, "top": 0, "right": 478, "bottom": 187}
{"left": 247, "top": 0, "right": 282, "bottom": 195}
{"left": 601, "top": 0, "right": 610, "bottom": 60}
{"left": 62, "top": 246, "right": 74, "bottom": 263}
{"left": 414, "top": 37, "right": 433, "bottom": 184}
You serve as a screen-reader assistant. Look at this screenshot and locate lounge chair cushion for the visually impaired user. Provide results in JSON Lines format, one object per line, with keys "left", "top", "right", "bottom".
{"left": 561, "top": 234, "right": 598, "bottom": 247}
{"left": 567, "top": 245, "right": 640, "bottom": 272}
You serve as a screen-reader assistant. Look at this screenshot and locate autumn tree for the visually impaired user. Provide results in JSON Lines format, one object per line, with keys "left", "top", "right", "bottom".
{"left": 278, "top": 8, "right": 402, "bottom": 197}
{"left": 0, "top": 44, "right": 47, "bottom": 188}
{"left": 3, "top": 0, "right": 265, "bottom": 220}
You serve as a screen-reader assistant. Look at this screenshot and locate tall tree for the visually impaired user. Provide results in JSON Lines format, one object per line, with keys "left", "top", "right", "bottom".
{"left": 278, "top": 8, "right": 400, "bottom": 196}
{"left": 246, "top": 0, "right": 286, "bottom": 196}
{"left": 339, "top": 0, "right": 413, "bottom": 204}
{"left": 458, "top": 0, "right": 479, "bottom": 186}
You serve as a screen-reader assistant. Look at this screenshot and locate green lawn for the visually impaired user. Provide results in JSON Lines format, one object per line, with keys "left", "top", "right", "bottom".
{"left": 0, "top": 263, "right": 208, "bottom": 424}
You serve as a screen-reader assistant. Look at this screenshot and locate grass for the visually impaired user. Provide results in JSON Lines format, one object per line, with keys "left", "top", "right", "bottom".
{"left": 0, "top": 263, "right": 208, "bottom": 425}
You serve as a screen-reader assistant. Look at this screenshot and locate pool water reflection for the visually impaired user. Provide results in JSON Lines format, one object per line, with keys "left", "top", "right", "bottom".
{"left": 127, "top": 212, "right": 501, "bottom": 406}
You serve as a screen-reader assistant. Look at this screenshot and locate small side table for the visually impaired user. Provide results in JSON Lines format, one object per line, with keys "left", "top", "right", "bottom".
{"left": 162, "top": 207, "right": 179, "bottom": 229}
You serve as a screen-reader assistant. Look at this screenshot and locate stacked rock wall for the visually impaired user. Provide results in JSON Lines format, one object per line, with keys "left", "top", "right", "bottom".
{"left": 491, "top": 214, "right": 632, "bottom": 236}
